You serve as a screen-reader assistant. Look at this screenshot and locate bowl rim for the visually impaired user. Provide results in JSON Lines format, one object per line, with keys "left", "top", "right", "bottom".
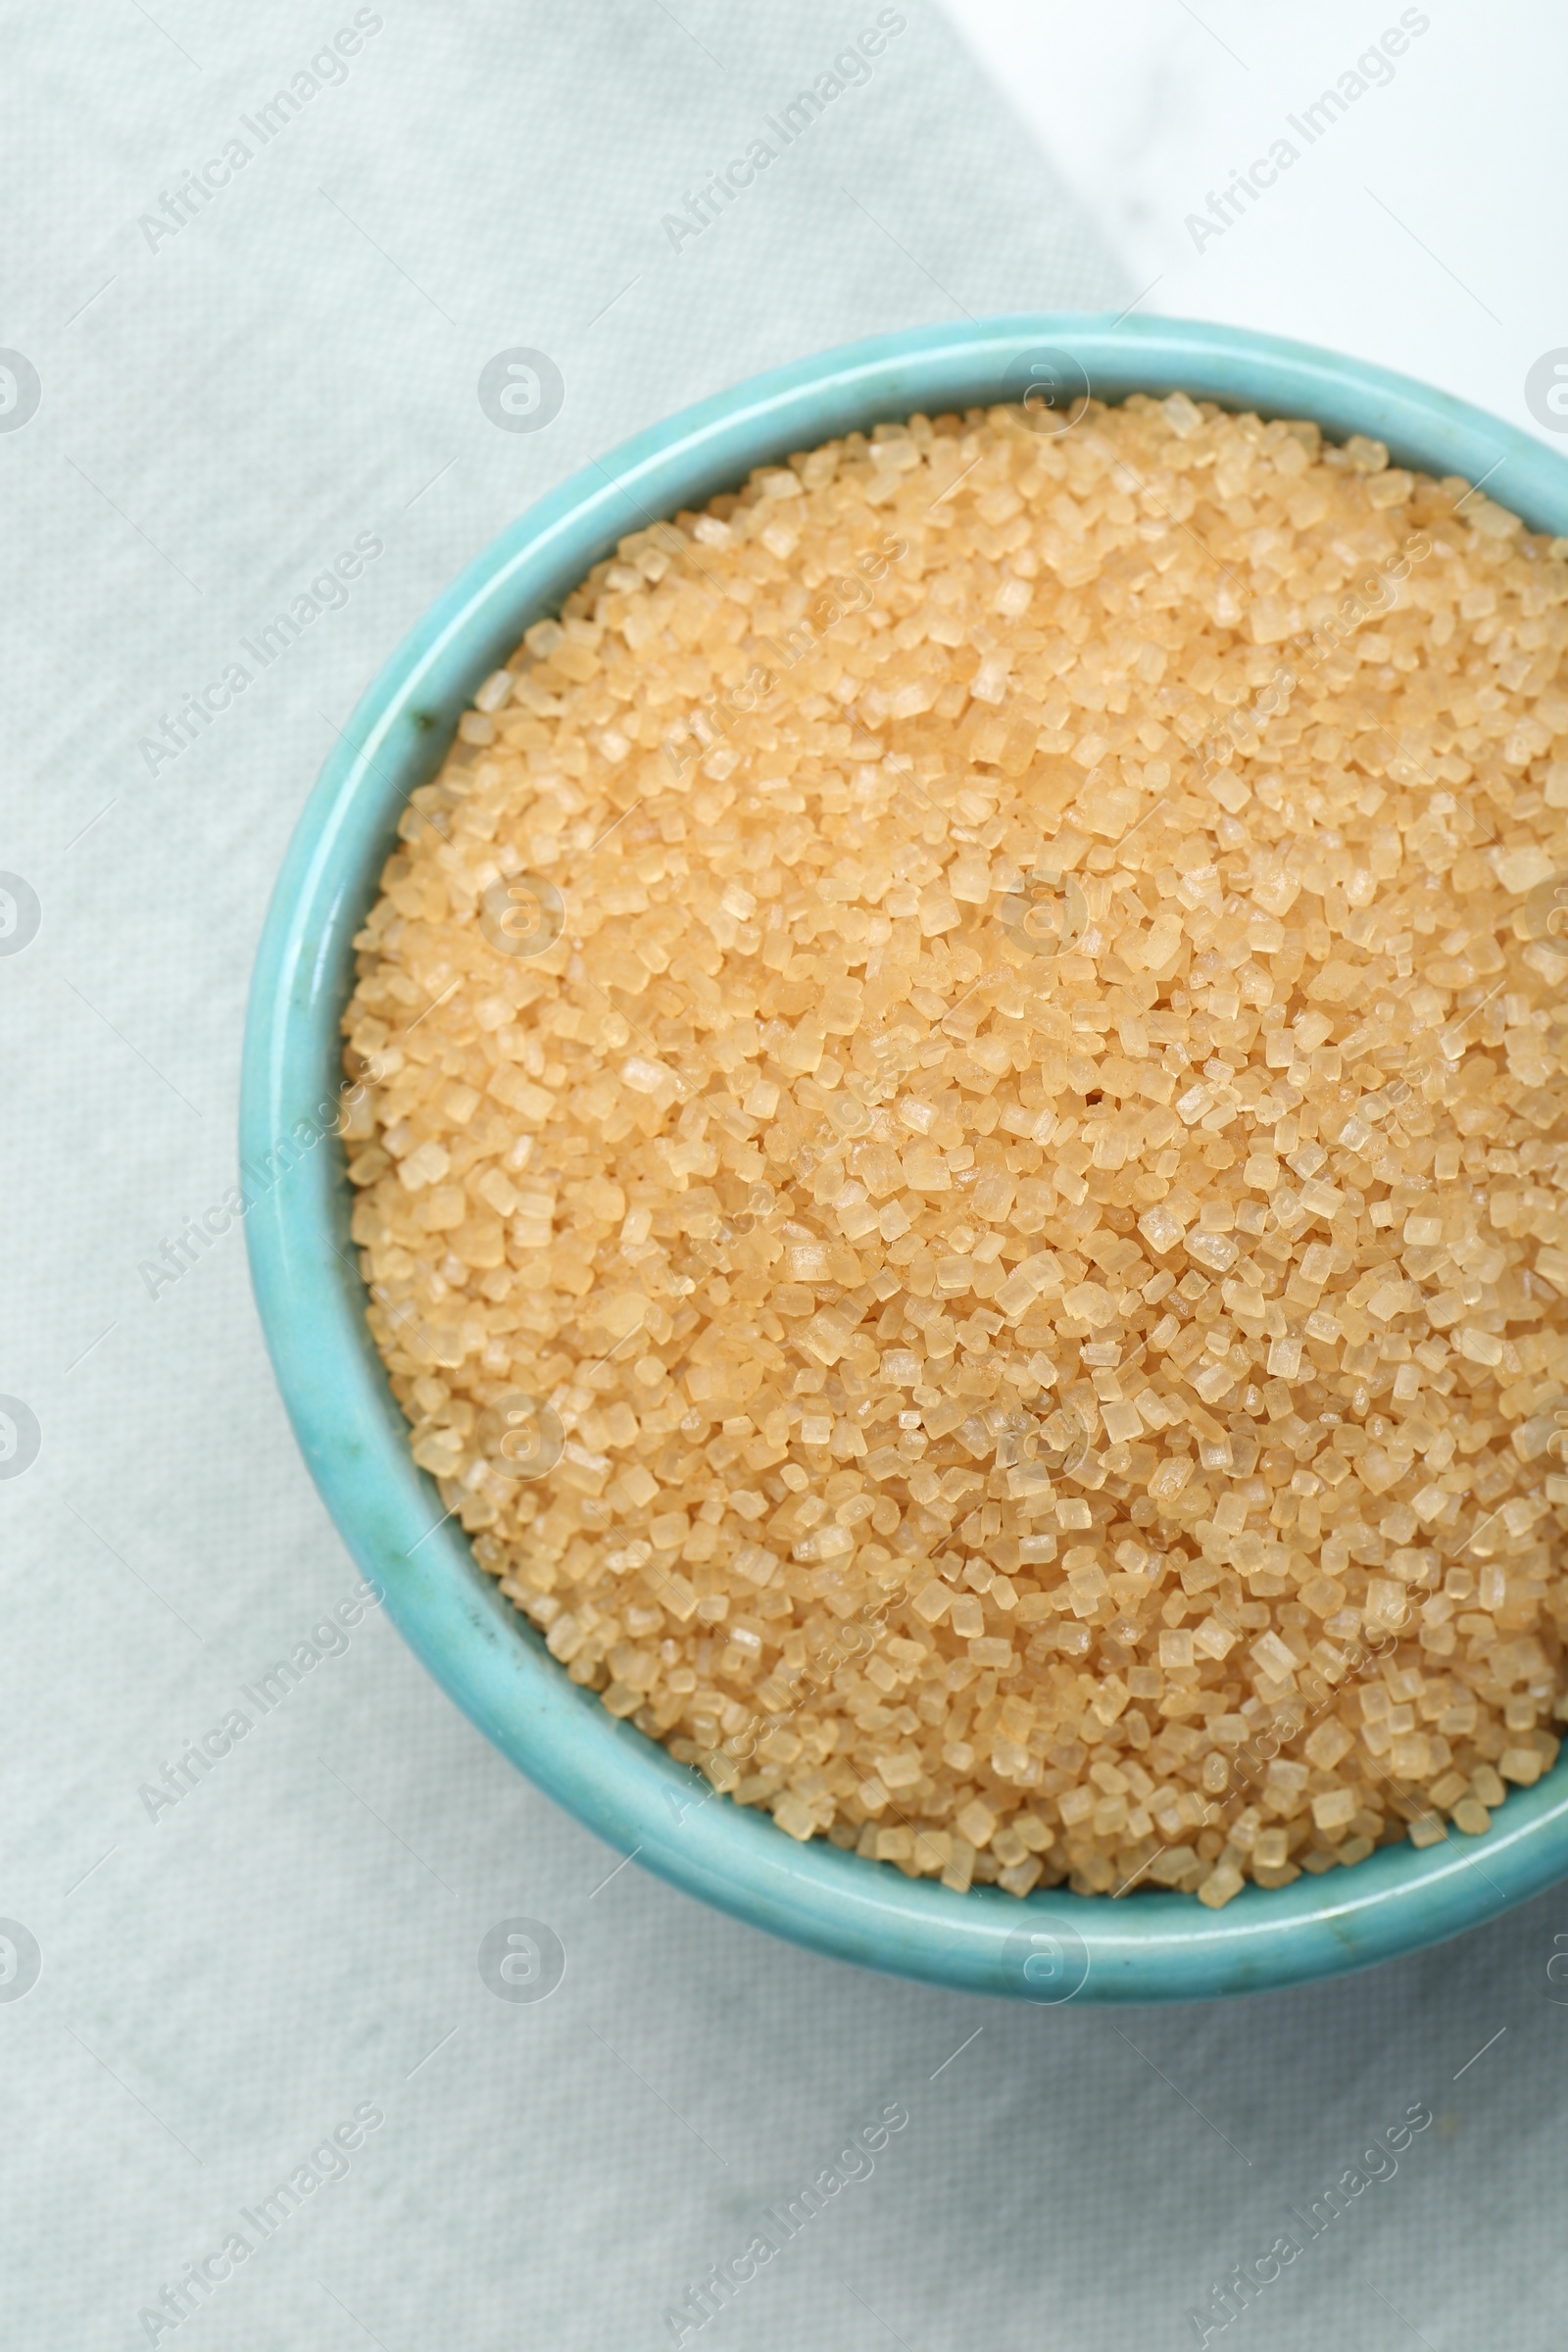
{"left": 242, "top": 310, "right": 1568, "bottom": 2002}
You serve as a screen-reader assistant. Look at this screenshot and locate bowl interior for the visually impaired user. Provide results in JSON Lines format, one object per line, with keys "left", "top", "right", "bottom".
{"left": 242, "top": 313, "right": 1568, "bottom": 2001}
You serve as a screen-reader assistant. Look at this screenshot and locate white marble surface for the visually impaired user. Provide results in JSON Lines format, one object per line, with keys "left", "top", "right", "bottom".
{"left": 940, "top": 0, "right": 1568, "bottom": 447}
{"left": 3, "top": 5, "right": 1565, "bottom": 2349}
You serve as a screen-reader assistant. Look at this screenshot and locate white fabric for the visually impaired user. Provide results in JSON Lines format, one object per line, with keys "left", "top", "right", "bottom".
{"left": 5, "top": 5, "right": 1555, "bottom": 2348}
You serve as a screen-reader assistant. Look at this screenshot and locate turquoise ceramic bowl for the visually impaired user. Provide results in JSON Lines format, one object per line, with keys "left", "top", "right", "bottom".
{"left": 242, "top": 314, "right": 1568, "bottom": 2001}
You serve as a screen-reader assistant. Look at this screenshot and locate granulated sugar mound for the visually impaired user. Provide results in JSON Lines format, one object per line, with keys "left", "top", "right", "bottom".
{"left": 342, "top": 392, "right": 1568, "bottom": 1903}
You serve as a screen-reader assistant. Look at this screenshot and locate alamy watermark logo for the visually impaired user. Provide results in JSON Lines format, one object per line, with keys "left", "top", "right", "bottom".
{"left": 0, "top": 351, "right": 40, "bottom": 433}
{"left": 1002, "top": 1913, "right": 1091, "bottom": 2003}
{"left": 479, "top": 870, "right": 565, "bottom": 955}
{"left": 0, "top": 872, "right": 40, "bottom": 955}
{"left": 476, "top": 348, "right": 564, "bottom": 434}
{"left": 1547, "top": 1932, "right": 1568, "bottom": 2003}
{"left": 0, "top": 1920, "right": 41, "bottom": 2001}
{"left": 1001, "top": 346, "right": 1090, "bottom": 438}
{"left": 475, "top": 1395, "right": 564, "bottom": 1480}
{"left": 1525, "top": 350, "right": 1568, "bottom": 435}
{"left": 0, "top": 1396, "right": 41, "bottom": 1480}
{"left": 477, "top": 1917, "right": 565, "bottom": 2002}
{"left": 997, "top": 867, "right": 1091, "bottom": 960}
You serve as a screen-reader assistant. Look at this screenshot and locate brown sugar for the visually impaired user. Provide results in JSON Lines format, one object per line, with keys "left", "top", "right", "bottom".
{"left": 341, "top": 391, "right": 1568, "bottom": 1901}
